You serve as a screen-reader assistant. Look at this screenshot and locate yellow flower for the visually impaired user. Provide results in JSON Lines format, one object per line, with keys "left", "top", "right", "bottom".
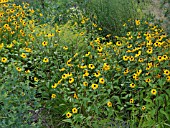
{"left": 73, "top": 53, "right": 78, "bottom": 58}
{"left": 127, "top": 43, "right": 132, "bottom": 48}
{"left": 145, "top": 78, "right": 151, "bottom": 83}
{"left": 98, "top": 28, "right": 102, "bottom": 31}
{"left": 97, "top": 46, "right": 103, "bottom": 52}
{"left": 88, "top": 64, "right": 95, "bottom": 69}
{"left": 69, "top": 78, "right": 74, "bottom": 84}
{"left": 166, "top": 76, "right": 170, "bottom": 82}
{"left": 25, "top": 70, "right": 30, "bottom": 74}
{"left": 34, "top": 77, "right": 38, "bottom": 82}
{"left": 130, "top": 83, "right": 136, "bottom": 88}
{"left": 130, "top": 98, "right": 134, "bottom": 103}
{"left": 42, "top": 41, "right": 48, "bottom": 46}
{"left": 91, "top": 84, "right": 98, "bottom": 90}
{"left": 25, "top": 48, "right": 32, "bottom": 52}
{"left": 116, "top": 41, "right": 122, "bottom": 46}
{"left": 83, "top": 70, "right": 89, "bottom": 77}
{"left": 107, "top": 101, "right": 112, "bottom": 107}
{"left": 81, "top": 20, "right": 85, "bottom": 24}
{"left": 99, "top": 78, "right": 105, "bottom": 84}
{"left": 62, "top": 74, "right": 68, "bottom": 79}
{"left": 56, "top": 29, "right": 61, "bottom": 33}
{"left": 102, "top": 63, "right": 110, "bottom": 71}
{"left": 146, "top": 48, "right": 152, "bottom": 54}
{"left": 123, "top": 56, "right": 129, "bottom": 61}
{"left": 43, "top": 58, "right": 49, "bottom": 63}
{"left": 66, "top": 112, "right": 72, "bottom": 118}
{"left": 136, "top": 69, "right": 142, "bottom": 76}
{"left": 0, "top": 43, "right": 4, "bottom": 49}
{"left": 142, "top": 106, "right": 146, "bottom": 111}
{"left": 72, "top": 108, "right": 78, "bottom": 114}
{"left": 106, "top": 34, "right": 111, "bottom": 38}
{"left": 59, "top": 68, "right": 65, "bottom": 72}
{"left": 135, "top": 19, "right": 140, "bottom": 25}
{"left": 124, "top": 69, "right": 129, "bottom": 75}
{"left": 151, "top": 89, "right": 157, "bottom": 95}
{"left": 74, "top": 93, "right": 78, "bottom": 99}
{"left": 67, "top": 59, "right": 73, "bottom": 67}
{"left": 1, "top": 57, "right": 7, "bottom": 63}
{"left": 83, "top": 82, "right": 88, "bottom": 86}
{"left": 16, "top": 67, "right": 22, "bottom": 72}
{"left": 127, "top": 32, "right": 131, "bottom": 36}
{"left": 80, "top": 32, "right": 84, "bottom": 36}
{"left": 67, "top": 72, "right": 73, "bottom": 77}
{"left": 93, "top": 71, "right": 101, "bottom": 77}
{"left": 51, "top": 94, "right": 56, "bottom": 98}
{"left": 157, "top": 56, "right": 163, "bottom": 62}
{"left": 20, "top": 53, "right": 27, "bottom": 58}
{"left": 52, "top": 83, "right": 58, "bottom": 88}
{"left": 129, "top": 56, "right": 134, "bottom": 61}
{"left": 63, "top": 46, "right": 68, "bottom": 50}
{"left": 162, "top": 55, "right": 168, "bottom": 60}
{"left": 164, "top": 70, "right": 170, "bottom": 76}
{"left": 93, "top": 23, "right": 97, "bottom": 27}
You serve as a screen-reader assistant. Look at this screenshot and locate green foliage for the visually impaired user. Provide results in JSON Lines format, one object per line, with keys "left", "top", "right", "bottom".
{"left": 0, "top": 1, "right": 170, "bottom": 128}
{"left": 75, "top": 0, "right": 144, "bottom": 36}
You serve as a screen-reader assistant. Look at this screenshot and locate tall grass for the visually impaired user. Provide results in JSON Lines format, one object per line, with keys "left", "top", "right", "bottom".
{"left": 76, "top": 0, "right": 145, "bottom": 36}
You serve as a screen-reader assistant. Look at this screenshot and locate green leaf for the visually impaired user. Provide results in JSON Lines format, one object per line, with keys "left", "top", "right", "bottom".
{"left": 144, "top": 98, "right": 152, "bottom": 103}
{"left": 112, "top": 96, "right": 121, "bottom": 104}
{"left": 160, "top": 108, "right": 169, "bottom": 121}
{"left": 62, "top": 119, "right": 72, "bottom": 123}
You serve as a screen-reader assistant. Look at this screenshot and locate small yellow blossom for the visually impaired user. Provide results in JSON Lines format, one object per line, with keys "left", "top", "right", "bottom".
{"left": 107, "top": 101, "right": 112, "bottom": 107}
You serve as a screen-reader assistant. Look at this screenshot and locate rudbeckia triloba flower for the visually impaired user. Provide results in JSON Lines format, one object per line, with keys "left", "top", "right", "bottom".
{"left": 72, "top": 108, "right": 78, "bottom": 114}
{"left": 83, "top": 82, "right": 88, "bottom": 86}
{"left": 151, "top": 89, "right": 157, "bottom": 95}
{"left": 42, "top": 41, "right": 48, "bottom": 46}
{"left": 116, "top": 41, "right": 122, "bottom": 46}
{"left": 123, "top": 56, "right": 129, "bottom": 61}
{"left": 88, "top": 64, "right": 95, "bottom": 69}
{"left": 63, "top": 46, "right": 68, "bottom": 50}
{"left": 130, "top": 83, "right": 136, "bottom": 88}
{"left": 130, "top": 98, "right": 134, "bottom": 103}
{"left": 142, "top": 106, "right": 146, "bottom": 111}
{"left": 107, "top": 101, "right": 112, "bottom": 107}
{"left": 16, "top": 67, "right": 22, "bottom": 72}
{"left": 25, "top": 70, "right": 30, "bottom": 74}
{"left": 43, "top": 57, "right": 49, "bottom": 63}
{"left": 91, "top": 84, "right": 98, "bottom": 90}
{"left": 69, "top": 78, "right": 74, "bottom": 84}
{"left": 99, "top": 78, "right": 105, "bottom": 84}
{"left": 51, "top": 83, "right": 56, "bottom": 88}
{"left": 138, "top": 58, "right": 144, "bottom": 63}
{"left": 66, "top": 112, "right": 72, "bottom": 118}
{"left": 51, "top": 94, "right": 56, "bottom": 98}
{"left": 166, "top": 76, "right": 170, "bottom": 82}
{"left": 1, "top": 57, "right": 7, "bottom": 63}
{"left": 20, "top": 53, "right": 27, "bottom": 58}
{"left": 62, "top": 74, "right": 68, "bottom": 79}
{"left": 157, "top": 56, "right": 163, "bottom": 62}
{"left": 135, "top": 19, "right": 140, "bottom": 25}
{"left": 73, "top": 93, "right": 78, "bottom": 99}
{"left": 93, "top": 71, "right": 101, "bottom": 77}
{"left": 34, "top": 77, "right": 38, "bottom": 82}
{"left": 83, "top": 70, "right": 89, "bottom": 77}
{"left": 145, "top": 78, "right": 151, "bottom": 83}
{"left": 102, "top": 63, "right": 110, "bottom": 71}
{"left": 164, "top": 69, "right": 170, "bottom": 76}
